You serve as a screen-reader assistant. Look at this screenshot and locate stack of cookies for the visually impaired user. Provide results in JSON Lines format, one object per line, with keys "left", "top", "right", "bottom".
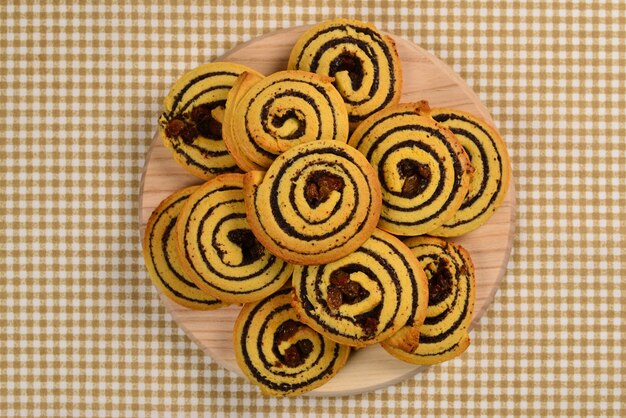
{"left": 143, "top": 18, "right": 511, "bottom": 397}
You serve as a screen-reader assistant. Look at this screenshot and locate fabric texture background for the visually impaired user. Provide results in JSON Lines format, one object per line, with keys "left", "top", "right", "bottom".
{"left": 1, "top": 1, "right": 624, "bottom": 416}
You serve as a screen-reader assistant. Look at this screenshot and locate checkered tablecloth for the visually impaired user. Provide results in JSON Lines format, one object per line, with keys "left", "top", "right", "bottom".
{"left": 2, "top": 1, "right": 624, "bottom": 416}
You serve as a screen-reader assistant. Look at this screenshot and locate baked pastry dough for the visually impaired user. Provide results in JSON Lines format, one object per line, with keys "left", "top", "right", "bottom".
{"left": 382, "top": 236, "right": 475, "bottom": 365}
{"left": 142, "top": 186, "right": 227, "bottom": 310}
{"left": 426, "top": 108, "right": 511, "bottom": 236}
{"left": 222, "top": 70, "right": 349, "bottom": 171}
{"left": 291, "top": 229, "right": 428, "bottom": 348}
{"left": 243, "top": 140, "right": 382, "bottom": 265}
{"left": 288, "top": 18, "right": 402, "bottom": 129}
{"left": 348, "top": 102, "right": 473, "bottom": 236}
{"left": 158, "top": 62, "right": 263, "bottom": 179}
{"left": 233, "top": 287, "right": 350, "bottom": 397}
{"left": 176, "top": 174, "right": 293, "bottom": 303}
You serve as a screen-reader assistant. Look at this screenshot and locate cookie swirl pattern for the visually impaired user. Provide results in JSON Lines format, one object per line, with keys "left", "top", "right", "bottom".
{"left": 223, "top": 70, "right": 349, "bottom": 171}
{"left": 382, "top": 236, "right": 476, "bottom": 365}
{"left": 233, "top": 287, "right": 350, "bottom": 397}
{"left": 243, "top": 140, "right": 382, "bottom": 265}
{"left": 291, "top": 229, "right": 428, "bottom": 348}
{"left": 176, "top": 174, "right": 293, "bottom": 303}
{"left": 427, "top": 108, "right": 511, "bottom": 236}
{"left": 288, "top": 18, "right": 402, "bottom": 129}
{"left": 349, "top": 102, "right": 473, "bottom": 236}
{"left": 142, "top": 186, "right": 227, "bottom": 310}
{"left": 158, "top": 62, "right": 264, "bottom": 180}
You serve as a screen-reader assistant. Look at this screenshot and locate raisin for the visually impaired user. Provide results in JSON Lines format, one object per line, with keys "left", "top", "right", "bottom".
{"left": 179, "top": 124, "right": 198, "bottom": 144}
{"left": 328, "top": 269, "right": 369, "bottom": 305}
{"left": 401, "top": 175, "right": 421, "bottom": 198}
{"left": 418, "top": 164, "right": 432, "bottom": 179}
{"left": 227, "top": 229, "right": 265, "bottom": 264}
{"left": 329, "top": 270, "right": 350, "bottom": 287}
{"left": 165, "top": 119, "right": 186, "bottom": 138}
{"left": 275, "top": 319, "right": 300, "bottom": 343}
{"left": 340, "top": 281, "right": 362, "bottom": 301}
{"left": 304, "top": 182, "right": 319, "bottom": 203}
{"left": 192, "top": 105, "right": 222, "bottom": 139}
{"left": 304, "top": 171, "right": 345, "bottom": 208}
{"left": 361, "top": 317, "right": 379, "bottom": 335}
{"left": 283, "top": 345, "right": 302, "bottom": 367}
{"left": 317, "top": 175, "right": 345, "bottom": 198}
{"left": 428, "top": 259, "right": 453, "bottom": 305}
{"left": 327, "top": 286, "right": 343, "bottom": 310}
{"left": 398, "top": 159, "right": 431, "bottom": 198}
{"left": 297, "top": 339, "right": 313, "bottom": 356}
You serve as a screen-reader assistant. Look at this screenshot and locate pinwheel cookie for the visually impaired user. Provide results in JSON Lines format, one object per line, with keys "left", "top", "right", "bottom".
{"left": 223, "top": 70, "right": 349, "bottom": 171}
{"left": 158, "top": 62, "right": 264, "bottom": 179}
{"left": 243, "top": 140, "right": 382, "bottom": 265}
{"left": 426, "top": 108, "right": 511, "bottom": 236}
{"left": 176, "top": 174, "right": 293, "bottom": 303}
{"left": 349, "top": 102, "right": 473, "bottom": 236}
{"left": 291, "top": 229, "right": 428, "bottom": 348}
{"left": 382, "top": 236, "right": 476, "bottom": 365}
{"left": 288, "top": 18, "right": 402, "bottom": 129}
{"left": 234, "top": 287, "right": 350, "bottom": 397}
{"left": 142, "top": 186, "right": 227, "bottom": 310}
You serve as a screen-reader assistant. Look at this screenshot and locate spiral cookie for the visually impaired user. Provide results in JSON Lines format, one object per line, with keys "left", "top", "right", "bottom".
{"left": 244, "top": 140, "right": 382, "bottom": 265}
{"left": 234, "top": 287, "right": 351, "bottom": 397}
{"left": 382, "top": 236, "right": 476, "bottom": 365}
{"left": 176, "top": 174, "right": 293, "bottom": 303}
{"left": 223, "top": 70, "right": 349, "bottom": 171}
{"left": 142, "top": 186, "right": 227, "bottom": 310}
{"left": 291, "top": 229, "right": 428, "bottom": 348}
{"left": 426, "top": 108, "right": 511, "bottom": 236}
{"left": 348, "top": 102, "right": 473, "bottom": 236}
{"left": 288, "top": 19, "right": 402, "bottom": 129}
{"left": 158, "top": 62, "right": 264, "bottom": 180}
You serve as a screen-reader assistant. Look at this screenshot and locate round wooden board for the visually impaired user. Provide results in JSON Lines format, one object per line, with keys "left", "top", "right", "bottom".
{"left": 138, "top": 26, "right": 516, "bottom": 396}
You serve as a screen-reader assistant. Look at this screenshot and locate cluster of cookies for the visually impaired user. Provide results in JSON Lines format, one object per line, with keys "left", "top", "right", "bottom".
{"left": 143, "top": 18, "right": 511, "bottom": 397}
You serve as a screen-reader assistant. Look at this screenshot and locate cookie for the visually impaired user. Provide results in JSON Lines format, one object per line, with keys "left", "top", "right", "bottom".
{"left": 176, "top": 173, "right": 293, "bottom": 303}
{"left": 158, "top": 62, "right": 264, "bottom": 180}
{"left": 243, "top": 140, "right": 382, "bottom": 265}
{"left": 382, "top": 236, "right": 476, "bottom": 365}
{"left": 142, "top": 186, "right": 227, "bottom": 310}
{"left": 348, "top": 102, "right": 473, "bottom": 236}
{"left": 426, "top": 108, "right": 511, "bottom": 236}
{"left": 288, "top": 18, "right": 402, "bottom": 129}
{"left": 222, "top": 70, "right": 349, "bottom": 171}
{"left": 233, "top": 286, "right": 351, "bottom": 397}
{"left": 291, "top": 229, "right": 428, "bottom": 348}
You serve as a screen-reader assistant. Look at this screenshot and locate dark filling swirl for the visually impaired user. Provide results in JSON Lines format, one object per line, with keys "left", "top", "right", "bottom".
{"left": 246, "top": 81, "right": 341, "bottom": 159}
{"left": 295, "top": 24, "right": 398, "bottom": 122}
{"left": 182, "top": 186, "right": 288, "bottom": 295}
{"left": 254, "top": 147, "right": 373, "bottom": 255}
{"left": 432, "top": 112, "right": 506, "bottom": 227}
{"left": 148, "top": 194, "right": 220, "bottom": 305}
{"left": 298, "top": 235, "right": 421, "bottom": 341}
{"left": 417, "top": 247, "right": 472, "bottom": 344}
{"left": 239, "top": 288, "right": 343, "bottom": 391}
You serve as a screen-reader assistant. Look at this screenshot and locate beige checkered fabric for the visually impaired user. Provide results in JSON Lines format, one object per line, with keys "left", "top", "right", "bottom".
{"left": 1, "top": 1, "right": 624, "bottom": 416}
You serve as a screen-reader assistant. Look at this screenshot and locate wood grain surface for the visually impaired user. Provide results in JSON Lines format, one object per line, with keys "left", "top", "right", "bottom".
{"left": 138, "top": 26, "right": 516, "bottom": 396}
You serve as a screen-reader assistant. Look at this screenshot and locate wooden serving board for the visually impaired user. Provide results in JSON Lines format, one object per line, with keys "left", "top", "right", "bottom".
{"left": 138, "top": 26, "right": 516, "bottom": 396}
